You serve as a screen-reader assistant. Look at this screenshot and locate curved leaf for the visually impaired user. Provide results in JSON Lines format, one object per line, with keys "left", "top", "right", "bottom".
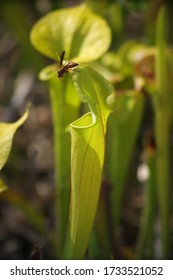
{"left": 30, "top": 4, "right": 111, "bottom": 62}
{"left": 0, "top": 107, "right": 29, "bottom": 170}
{"left": 63, "top": 65, "right": 113, "bottom": 259}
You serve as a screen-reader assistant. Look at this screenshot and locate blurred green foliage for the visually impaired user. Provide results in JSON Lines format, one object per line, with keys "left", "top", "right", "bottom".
{"left": 0, "top": 0, "right": 173, "bottom": 260}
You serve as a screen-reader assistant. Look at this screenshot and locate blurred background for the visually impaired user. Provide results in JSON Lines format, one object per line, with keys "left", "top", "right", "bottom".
{"left": 0, "top": 0, "right": 172, "bottom": 259}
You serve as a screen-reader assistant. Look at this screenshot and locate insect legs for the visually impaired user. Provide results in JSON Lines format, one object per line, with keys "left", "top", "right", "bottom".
{"left": 57, "top": 50, "right": 79, "bottom": 79}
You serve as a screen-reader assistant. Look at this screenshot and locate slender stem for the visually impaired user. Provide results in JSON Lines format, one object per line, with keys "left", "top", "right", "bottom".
{"left": 136, "top": 147, "right": 156, "bottom": 259}
{"left": 154, "top": 103, "right": 170, "bottom": 258}
{"left": 154, "top": 5, "right": 171, "bottom": 258}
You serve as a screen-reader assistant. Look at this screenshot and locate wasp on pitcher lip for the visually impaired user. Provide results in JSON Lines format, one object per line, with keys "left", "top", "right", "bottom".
{"left": 57, "top": 50, "right": 79, "bottom": 79}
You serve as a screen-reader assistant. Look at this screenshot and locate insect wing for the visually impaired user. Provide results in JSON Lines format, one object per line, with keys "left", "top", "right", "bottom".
{"left": 60, "top": 50, "right": 65, "bottom": 67}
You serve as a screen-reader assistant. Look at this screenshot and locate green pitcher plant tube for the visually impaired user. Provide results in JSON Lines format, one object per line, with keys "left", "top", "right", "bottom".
{"left": 63, "top": 65, "right": 113, "bottom": 259}
{"left": 30, "top": 4, "right": 112, "bottom": 258}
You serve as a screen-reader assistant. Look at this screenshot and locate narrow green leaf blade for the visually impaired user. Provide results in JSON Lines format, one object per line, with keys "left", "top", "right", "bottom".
{"left": 106, "top": 92, "right": 144, "bottom": 227}
{"left": 154, "top": 5, "right": 171, "bottom": 259}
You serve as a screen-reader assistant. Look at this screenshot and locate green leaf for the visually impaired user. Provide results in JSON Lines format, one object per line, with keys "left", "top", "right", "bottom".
{"left": 48, "top": 76, "right": 80, "bottom": 256}
{"left": 106, "top": 91, "right": 144, "bottom": 227}
{"left": 63, "top": 65, "right": 113, "bottom": 259}
{"left": 154, "top": 5, "right": 171, "bottom": 259}
{"left": 0, "top": 107, "right": 29, "bottom": 170}
{"left": 30, "top": 4, "right": 111, "bottom": 62}
{"left": 39, "top": 64, "right": 57, "bottom": 81}
{"left": 0, "top": 178, "right": 8, "bottom": 193}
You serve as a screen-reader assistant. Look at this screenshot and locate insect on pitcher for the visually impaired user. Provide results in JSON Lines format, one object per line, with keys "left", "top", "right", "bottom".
{"left": 57, "top": 51, "right": 79, "bottom": 79}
